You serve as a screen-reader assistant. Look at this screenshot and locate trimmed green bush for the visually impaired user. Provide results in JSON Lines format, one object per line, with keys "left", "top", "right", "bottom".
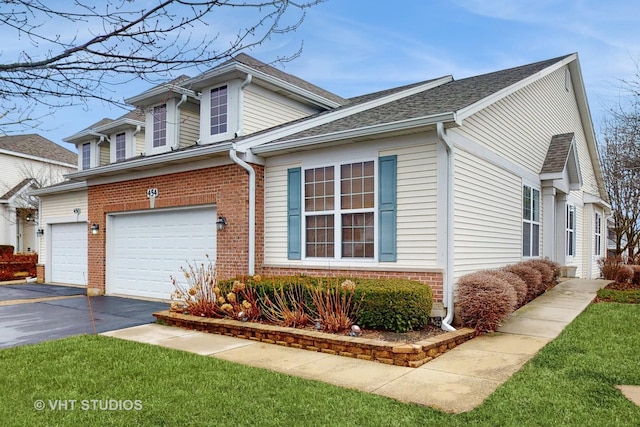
{"left": 352, "top": 278, "right": 433, "bottom": 333}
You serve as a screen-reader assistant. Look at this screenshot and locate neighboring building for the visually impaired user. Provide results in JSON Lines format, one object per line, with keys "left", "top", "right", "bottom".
{"left": 0, "top": 134, "right": 77, "bottom": 253}
{"left": 35, "top": 53, "right": 609, "bottom": 328}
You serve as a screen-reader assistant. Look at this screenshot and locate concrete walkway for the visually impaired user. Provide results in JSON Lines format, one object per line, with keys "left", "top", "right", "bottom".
{"left": 102, "top": 278, "right": 611, "bottom": 413}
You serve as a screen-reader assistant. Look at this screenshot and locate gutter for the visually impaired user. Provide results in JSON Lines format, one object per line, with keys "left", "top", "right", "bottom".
{"left": 437, "top": 122, "right": 456, "bottom": 332}
{"left": 229, "top": 143, "right": 256, "bottom": 276}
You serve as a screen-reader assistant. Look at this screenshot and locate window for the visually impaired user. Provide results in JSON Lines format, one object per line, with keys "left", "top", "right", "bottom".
{"left": 566, "top": 204, "right": 576, "bottom": 257}
{"left": 304, "top": 161, "right": 375, "bottom": 259}
{"left": 153, "top": 104, "right": 167, "bottom": 147}
{"left": 82, "top": 143, "right": 91, "bottom": 170}
{"left": 594, "top": 212, "right": 602, "bottom": 256}
{"left": 115, "top": 132, "right": 126, "bottom": 162}
{"left": 522, "top": 185, "right": 540, "bottom": 257}
{"left": 210, "top": 85, "right": 228, "bottom": 135}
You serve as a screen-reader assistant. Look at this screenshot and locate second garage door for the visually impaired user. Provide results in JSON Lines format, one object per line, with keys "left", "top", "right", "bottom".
{"left": 106, "top": 206, "right": 216, "bottom": 300}
{"left": 50, "top": 222, "right": 88, "bottom": 285}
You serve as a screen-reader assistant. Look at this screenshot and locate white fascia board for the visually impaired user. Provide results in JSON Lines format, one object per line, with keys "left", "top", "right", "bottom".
{"left": 584, "top": 193, "right": 611, "bottom": 210}
{"left": 66, "top": 142, "right": 233, "bottom": 180}
{"left": 456, "top": 53, "right": 578, "bottom": 123}
{"left": 0, "top": 148, "right": 76, "bottom": 169}
{"left": 252, "top": 113, "right": 457, "bottom": 155}
{"left": 237, "top": 76, "right": 454, "bottom": 153}
{"left": 63, "top": 130, "right": 97, "bottom": 144}
{"left": 94, "top": 118, "right": 145, "bottom": 134}
{"left": 183, "top": 63, "right": 344, "bottom": 109}
{"left": 29, "top": 181, "right": 87, "bottom": 196}
{"left": 125, "top": 85, "right": 196, "bottom": 106}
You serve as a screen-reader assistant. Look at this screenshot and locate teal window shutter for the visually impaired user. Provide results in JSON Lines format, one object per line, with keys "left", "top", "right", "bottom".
{"left": 378, "top": 156, "right": 397, "bottom": 261}
{"left": 287, "top": 167, "right": 302, "bottom": 260}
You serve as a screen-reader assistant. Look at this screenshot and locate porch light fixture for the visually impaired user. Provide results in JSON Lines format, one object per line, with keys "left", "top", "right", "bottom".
{"left": 26, "top": 213, "right": 33, "bottom": 222}
{"left": 216, "top": 216, "right": 227, "bottom": 231}
{"left": 36, "top": 228, "right": 44, "bottom": 237}
{"left": 91, "top": 223, "right": 100, "bottom": 235}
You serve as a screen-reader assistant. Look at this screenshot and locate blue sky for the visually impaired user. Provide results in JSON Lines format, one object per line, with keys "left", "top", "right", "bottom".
{"left": 6, "top": 0, "right": 640, "bottom": 151}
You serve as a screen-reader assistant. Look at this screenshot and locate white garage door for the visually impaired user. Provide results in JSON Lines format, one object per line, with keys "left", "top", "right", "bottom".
{"left": 106, "top": 206, "right": 216, "bottom": 300}
{"left": 50, "top": 222, "right": 88, "bottom": 285}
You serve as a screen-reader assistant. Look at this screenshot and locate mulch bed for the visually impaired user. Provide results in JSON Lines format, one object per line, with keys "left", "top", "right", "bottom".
{"left": 593, "top": 280, "right": 640, "bottom": 303}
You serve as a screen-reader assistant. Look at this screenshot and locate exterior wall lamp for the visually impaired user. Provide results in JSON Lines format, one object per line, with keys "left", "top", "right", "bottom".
{"left": 91, "top": 224, "right": 100, "bottom": 235}
{"left": 36, "top": 228, "right": 44, "bottom": 237}
{"left": 216, "top": 216, "right": 227, "bottom": 231}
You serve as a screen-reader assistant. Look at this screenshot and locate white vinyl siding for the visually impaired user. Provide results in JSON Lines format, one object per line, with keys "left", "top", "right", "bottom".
{"left": 380, "top": 144, "right": 438, "bottom": 268}
{"left": 456, "top": 66, "right": 600, "bottom": 197}
{"left": 0, "top": 153, "right": 73, "bottom": 195}
{"left": 99, "top": 143, "right": 110, "bottom": 166}
{"left": 264, "top": 136, "right": 439, "bottom": 270}
{"left": 242, "top": 86, "right": 318, "bottom": 135}
{"left": 179, "top": 105, "right": 200, "bottom": 148}
{"left": 454, "top": 149, "right": 522, "bottom": 279}
{"left": 135, "top": 130, "right": 145, "bottom": 156}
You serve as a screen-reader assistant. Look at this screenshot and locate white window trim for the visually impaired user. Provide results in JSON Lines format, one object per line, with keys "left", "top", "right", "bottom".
{"left": 302, "top": 158, "right": 378, "bottom": 265}
{"left": 594, "top": 211, "right": 602, "bottom": 257}
{"left": 145, "top": 98, "right": 177, "bottom": 155}
{"left": 200, "top": 80, "right": 240, "bottom": 145}
{"left": 80, "top": 141, "right": 96, "bottom": 170}
{"left": 522, "top": 184, "right": 541, "bottom": 258}
{"left": 111, "top": 130, "right": 133, "bottom": 163}
{"left": 566, "top": 203, "right": 576, "bottom": 258}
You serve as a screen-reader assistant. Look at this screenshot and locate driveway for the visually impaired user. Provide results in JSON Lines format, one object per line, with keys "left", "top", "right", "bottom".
{"left": 0, "top": 284, "right": 167, "bottom": 349}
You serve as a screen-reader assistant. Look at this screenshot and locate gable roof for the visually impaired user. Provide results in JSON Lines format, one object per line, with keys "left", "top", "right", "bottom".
{"left": 541, "top": 133, "right": 583, "bottom": 190}
{"left": 0, "top": 134, "right": 77, "bottom": 165}
{"left": 0, "top": 178, "right": 37, "bottom": 202}
{"left": 64, "top": 109, "right": 145, "bottom": 144}
{"left": 266, "top": 55, "right": 573, "bottom": 145}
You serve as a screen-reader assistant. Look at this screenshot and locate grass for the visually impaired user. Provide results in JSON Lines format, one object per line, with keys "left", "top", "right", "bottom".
{"left": 1, "top": 303, "right": 639, "bottom": 426}
{"left": 597, "top": 288, "right": 640, "bottom": 304}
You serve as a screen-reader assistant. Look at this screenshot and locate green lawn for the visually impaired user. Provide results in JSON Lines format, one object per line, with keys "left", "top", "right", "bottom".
{"left": 1, "top": 303, "right": 639, "bottom": 426}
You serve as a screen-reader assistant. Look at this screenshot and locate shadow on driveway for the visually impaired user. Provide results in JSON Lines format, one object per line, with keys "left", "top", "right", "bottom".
{"left": 0, "top": 284, "right": 167, "bottom": 349}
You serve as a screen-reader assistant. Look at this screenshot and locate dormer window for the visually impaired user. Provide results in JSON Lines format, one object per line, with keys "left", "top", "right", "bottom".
{"left": 210, "top": 85, "right": 228, "bottom": 135}
{"left": 81, "top": 143, "right": 91, "bottom": 170}
{"left": 115, "top": 132, "right": 126, "bottom": 162}
{"left": 153, "top": 104, "right": 167, "bottom": 147}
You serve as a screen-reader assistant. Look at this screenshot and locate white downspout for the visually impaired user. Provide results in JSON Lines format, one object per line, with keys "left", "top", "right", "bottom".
{"left": 229, "top": 144, "right": 255, "bottom": 276}
{"left": 173, "top": 94, "right": 188, "bottom": 150}
{"left": 236, "top": 74, "right": 252, "bottom": 138}
{"left": 437, "top": 122, "right": 456, "bottom": 332}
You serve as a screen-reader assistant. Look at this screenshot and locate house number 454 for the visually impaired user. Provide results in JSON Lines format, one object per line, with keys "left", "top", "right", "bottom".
{"left": 147, "top": 188, "right": 159, "bottom": 198}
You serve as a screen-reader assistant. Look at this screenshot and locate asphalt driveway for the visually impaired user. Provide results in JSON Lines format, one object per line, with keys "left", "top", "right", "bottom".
{"left": 0, "top": 284, "right": 167, "bottom": 349}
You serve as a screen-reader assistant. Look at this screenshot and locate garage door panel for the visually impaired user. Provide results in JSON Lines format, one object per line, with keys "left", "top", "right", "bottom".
{"left": 50, "top": 223, "right": 88, "bottom": 285}
{"left": 107, "top": 207, "right": 216, "bottom": 300}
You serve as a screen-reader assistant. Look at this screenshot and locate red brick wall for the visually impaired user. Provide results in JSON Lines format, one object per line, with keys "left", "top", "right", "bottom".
{"left": 87, "top": 163, "right": 264, "bottom": 294}
{"left": 261, "top": 266, "right": 443, "bottom": 302}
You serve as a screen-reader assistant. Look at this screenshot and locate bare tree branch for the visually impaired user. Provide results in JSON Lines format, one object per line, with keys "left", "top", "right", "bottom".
{"left": 0, "top": 0, "right": 322, "bottom": 134}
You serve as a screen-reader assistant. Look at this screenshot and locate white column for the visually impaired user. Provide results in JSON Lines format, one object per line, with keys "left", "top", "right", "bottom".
{"left": 542, "top": 186, "right": 556, "bottom": 261}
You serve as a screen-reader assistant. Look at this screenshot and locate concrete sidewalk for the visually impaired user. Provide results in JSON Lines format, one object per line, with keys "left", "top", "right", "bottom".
{"left": 102, "top": 278, "right": 610, "bottom": 413}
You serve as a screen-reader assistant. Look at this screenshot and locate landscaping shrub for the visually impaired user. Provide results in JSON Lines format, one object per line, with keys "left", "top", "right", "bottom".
{"left": 503, "top": 263, "right": 543, "bottom": 303}
{"left": 308, "top": 279, "right": 361, "bottom": 333}
{"left": 521, "top": 259, "right": 556, "bottom": 291}
{"left": 598, "top": 256, "right": 624, "bottom": 280}
{"left": 539, "top": 258, "right": 561, "bottom": 281}
{"left": 456, "top": 271, "right": 517, "bottom": 334}
{"left": 0, "top": 245, "right": 14, "bottom": 258}
{"left": 615, "top": 265, "right": 634, "bottom": 284}
{"left": 0, "top": 251, "right": 37, "bottom": 281}
{"left": 220, "top": 276, "right": 434, "bottom": 333}
{"left": 353, "top": 278, "right": 433, "bottom": 333}
{"left": 631, "top": 265, "right": 640, "bottom": 286}
{"left": 489, "top": 269, "right": 528, "bottom": 307}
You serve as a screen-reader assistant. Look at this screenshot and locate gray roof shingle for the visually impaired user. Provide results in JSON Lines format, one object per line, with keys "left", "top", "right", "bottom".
{"left": 542, "top": 133, "right": 575, "bottom": 174}
{"left": 0, "top": 134, "right": 77, "bottom": 165}
{"left": 272, "top": 54, "right": 572, "bottom": 143}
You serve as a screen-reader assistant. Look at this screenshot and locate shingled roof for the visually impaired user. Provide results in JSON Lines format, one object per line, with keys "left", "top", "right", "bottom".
{"left": 0, "top": 134, "right": 77, "bottom": 165}
{"left": 541, "top": 133, "right": 576, "bottom": 174}
{"left": 272, "top": 54, "right": 572, "bottom": 143}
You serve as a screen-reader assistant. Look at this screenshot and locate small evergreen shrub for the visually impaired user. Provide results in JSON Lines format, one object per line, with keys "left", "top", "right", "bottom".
{"left": 353, "top": 278, "right": 433, "bottom": 333}
{"left": 490, "top": 269, "right": 528, "bottom": 307}
{"left": 456, "top": 271, "right": 517, "bottom": 334}
{"left": 503, "top": 264, "right": 543, "bottom": 303}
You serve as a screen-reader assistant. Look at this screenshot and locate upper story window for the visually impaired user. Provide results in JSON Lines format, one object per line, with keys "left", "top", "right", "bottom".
{"left": 210, "top": 85, "right": 228, "bottom": 135}
{"left": 153, "top": 104, "right": 167, "bottom": 147}
{"left": 594, "top": 212, "right": 602, "bottom": 257}
{"left": 566, "top": 204, "right": 576, "bottom": 257}
{"left": 522, "top": 185, "right": 540, "bottom": 257}
{"left": 115, "top": 132, "right": 126, "bottom": 162}
{"left": 304, "top": 161, "right": 375, "bottom": 259}
{"left": 81, "top": 143, "right": 91, "bottom": 170}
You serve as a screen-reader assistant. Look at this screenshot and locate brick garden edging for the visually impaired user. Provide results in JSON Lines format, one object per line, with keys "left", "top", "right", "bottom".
{"left": 153, "top": 310, "right": 474, "bottom": 368}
